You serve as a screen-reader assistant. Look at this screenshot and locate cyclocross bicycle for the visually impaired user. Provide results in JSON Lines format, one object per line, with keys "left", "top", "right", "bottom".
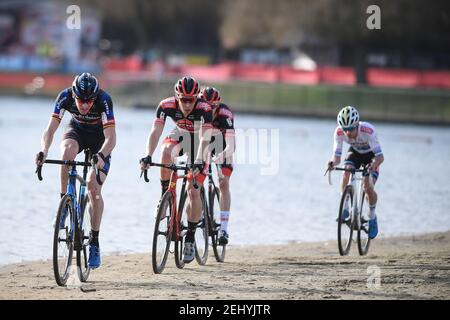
{"left": 326, "top": 166, "right": 372, "bottom": 256}
{"left": 36, "top": 150, "right": 102, "bottom": 286}
{"left": 203, "top": 163, "right": 226, "bottom": 262}
{"left": 141, "top": 160, "right": 208, "bottom": 274}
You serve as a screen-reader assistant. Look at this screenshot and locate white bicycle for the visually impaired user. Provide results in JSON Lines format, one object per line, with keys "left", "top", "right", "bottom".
{"left": 326, "top": 166, "right": 373, "bottom": 256}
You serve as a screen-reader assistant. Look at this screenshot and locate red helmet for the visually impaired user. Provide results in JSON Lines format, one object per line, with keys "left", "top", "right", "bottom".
{"left": 200, "top": 87, "right": 221, "bottom": 104}
{"left": 174, "top": 76, "right": 200, "bottom": 98}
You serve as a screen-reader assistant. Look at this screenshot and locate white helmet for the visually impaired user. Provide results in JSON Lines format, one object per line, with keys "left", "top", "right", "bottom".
{"left": 337, "top": 106, "right": 359, "bottom": 129}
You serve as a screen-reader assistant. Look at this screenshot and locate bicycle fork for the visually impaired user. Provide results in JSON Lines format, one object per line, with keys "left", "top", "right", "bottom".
{"left": 350, "top": 175, "right": 365, "bottom": 231}
{"left": 347, "top": 175, "right": 360, "bottom": 232}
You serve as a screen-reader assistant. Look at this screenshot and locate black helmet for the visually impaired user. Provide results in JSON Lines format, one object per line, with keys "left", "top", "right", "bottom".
{"left": 200, "top": 87, "right": 221, "bottom": 104}
{"left": 72, "top": 73, "right": 99, "bottom": 100}
{"left": 174, "top": 76, "right": 200, "bottom": 98}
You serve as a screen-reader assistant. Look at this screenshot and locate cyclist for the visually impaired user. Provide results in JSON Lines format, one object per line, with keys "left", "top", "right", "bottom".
{"left": 199, "top": 86, "right": 235, "bottom": 245}
{"left": 35, "top": 72, "right": 116, "bottom": 269}
{"left": 327, "top": 106, "right": 384, "bottom": 239}
{"left": 140, "top": 76, "right": 212, "bottom": 263}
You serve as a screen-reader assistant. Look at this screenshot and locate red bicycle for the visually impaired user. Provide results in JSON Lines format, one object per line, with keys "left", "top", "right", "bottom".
{"left": 142, "top": 161, "right": 209, "bottom": 274}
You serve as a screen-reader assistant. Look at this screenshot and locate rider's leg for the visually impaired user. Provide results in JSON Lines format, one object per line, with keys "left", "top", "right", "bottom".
{"left": 363, "top": 175, "right": 378, "bottom": 219}
{"left": 87, "top": 171, "right": 107, "bottom": 232}
{"left": 340, "top": 164, "right": 353, "bottom": 193}
{"left": 86, "top": 169, "right": 107, "bottom": 268}
{"left": 59, "top": 138, "right": 79, "bottom": 194}
{"left": 218, "top": 175, "right": 231, "bottom": 232}
{"left": 183, "top": 180, "right": 203, "bottom": 263}
{"left": 364, "top": 173, "right": 379, "bottom": 239}
{"left": 186, "top": 181, "right": 202, "bottom": 222}
{"left": 160, "top": 141, "right": 179, "bottom": 195}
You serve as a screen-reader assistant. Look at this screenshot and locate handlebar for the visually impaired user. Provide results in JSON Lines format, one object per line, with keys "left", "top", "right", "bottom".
{"left": 36, "top": 152, "right": 44, "bottom": 181}
{"left": 140, "top": 161, "right": 199, "bottom": 189}
{"left": 333, "top": 167, "right": 366, "bottom": 174}
{"left": 324, "top": 165, "right": 371, "bottom": 186}
{"left": 36, "top": 151, "right": 102, "bottom": 185}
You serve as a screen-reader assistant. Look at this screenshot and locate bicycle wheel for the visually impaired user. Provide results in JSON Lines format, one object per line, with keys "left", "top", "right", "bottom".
{"left": 53, "top": 194, "right": 74, "bottom": 286}
{"left": 210, "top": 187, "right": 226, "bottom": 262}
{"left": 152, "top": 192, "right": 173, "bottom": 274}
{"left": 77, "top": 195, "right": 91, "bottom": 282}
{"left": 195, "top": 191, "right": 209, "bottom": 265}
{"left": 357, "top": 191, "right": 371, "bottom": 255}
{"left": 337, "top": 185, "right": 354, "bottom": 256}
{"left": 174, "top": 191, "right": 188, "bottom": 269}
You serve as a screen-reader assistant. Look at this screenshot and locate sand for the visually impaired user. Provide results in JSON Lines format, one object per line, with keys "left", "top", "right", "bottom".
{"left": 1, "top": 231, "right": 449, "bottom": 300}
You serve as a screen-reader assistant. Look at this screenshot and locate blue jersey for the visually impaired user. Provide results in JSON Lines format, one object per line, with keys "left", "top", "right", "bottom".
{"left": 52, "top": 88, "right": 115, "bottom": 132}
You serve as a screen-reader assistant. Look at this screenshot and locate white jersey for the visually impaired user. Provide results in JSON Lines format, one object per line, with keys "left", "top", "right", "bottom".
{"left": 333, "top": 121, "right": 383, "bottom": 157}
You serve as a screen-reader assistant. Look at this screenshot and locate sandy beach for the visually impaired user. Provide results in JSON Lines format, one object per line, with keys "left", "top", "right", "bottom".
{"left": 1, "top": 231, "right": 449, "bottom": 300}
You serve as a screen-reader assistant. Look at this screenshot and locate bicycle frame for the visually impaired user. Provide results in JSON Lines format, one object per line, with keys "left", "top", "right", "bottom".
{"left": 347, "top": 171, "right": 364, "bottom": 228}
{"left": 166, "top": 169, "right": 190, "bottom": 242}
{"left": 53, "top": 151, "right": 91, "bottom": 234}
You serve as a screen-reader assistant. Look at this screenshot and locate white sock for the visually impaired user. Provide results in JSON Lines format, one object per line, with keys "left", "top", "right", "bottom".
{"left": 369, "top": 204, "right": 377, "bottom": 220}
{"left": 220, "top": 211, "right": 230, "bottom": 233}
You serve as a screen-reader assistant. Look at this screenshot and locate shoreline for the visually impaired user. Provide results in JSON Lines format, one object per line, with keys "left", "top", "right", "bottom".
{"left": 1, "top": 93, "right": 450, "bottom": 128}
{"left": 1, "top": 231, "right": 449, "bottom": 300}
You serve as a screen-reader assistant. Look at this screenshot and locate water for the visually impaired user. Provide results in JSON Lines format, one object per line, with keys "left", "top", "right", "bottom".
{"left": 1, "top": 96, "right": 449, "bottom": 265}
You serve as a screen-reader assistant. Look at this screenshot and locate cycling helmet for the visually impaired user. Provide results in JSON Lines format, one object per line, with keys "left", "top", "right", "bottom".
{"left": 72, "top": 73, "right": 99, "bottom": 100}
{"left": 337, "top": 106, "right": 359, "bottom": 129}
{"left": 199, "top": 87, "right": 221, "bottom": 104}
{"left": 174, "top": 76, "right": 200, "bottom": 98}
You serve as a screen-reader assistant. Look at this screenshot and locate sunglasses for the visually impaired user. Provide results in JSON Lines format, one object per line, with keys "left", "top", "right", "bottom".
{"left": 343, "top": 126, "right": 357, "bottom": 132}
{"left": 179, "top": 97, "right": 196, "bottom": 103}
{"left": 75, "top": 96, "right": 95, "bottom": 104}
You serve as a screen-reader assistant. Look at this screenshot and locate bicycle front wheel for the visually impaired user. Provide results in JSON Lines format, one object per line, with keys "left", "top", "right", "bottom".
{"left": 337, "top": 185, "right": 354, "bottom": 256}
{"left": 195, "top": 191, "right": 209, "bottom": 265}
{"left": 152, "top": 192, "right": 172, "bottom": 274}
{"left": 357, "top": 191, "right": 371, "bottom": 255}
{"left": 53, "top": 194, "right": 75, "bottom": 286}
{"left": 210, "top": 187, "right": 226, "bottom": 262}
{"left": 77, "top": 195, "right": 91, "bottom": 282}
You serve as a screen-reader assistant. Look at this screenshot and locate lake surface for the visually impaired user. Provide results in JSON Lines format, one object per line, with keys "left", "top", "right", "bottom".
{"left": 1, "top": 96, "right": 449, "bottom": 265}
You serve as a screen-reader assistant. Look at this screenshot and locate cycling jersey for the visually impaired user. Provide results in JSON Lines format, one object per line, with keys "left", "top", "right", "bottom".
{"left": 154, "top": 97, "right": 212, "bottom": 132}
{"left": 52, "top": 88, "right": 115, "bottom": 133}
{"left": 333, "top": 121, "right": 383, "bottom": 157}
{"left": 211, "top": 103, "right": 235, "bottom": 177}
{"left": 212, "top": 103, "right": 234, "bottom": 134}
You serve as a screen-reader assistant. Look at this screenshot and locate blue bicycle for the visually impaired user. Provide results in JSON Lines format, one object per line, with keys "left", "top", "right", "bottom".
{"left": 36, "top": 149, "right": 102, "bottom": 286}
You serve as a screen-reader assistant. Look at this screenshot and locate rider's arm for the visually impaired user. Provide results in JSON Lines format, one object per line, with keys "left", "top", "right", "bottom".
{"left": 146, "top": 120, "right": 165, "bottom": 157}
{"left": 330, "top": 127, "right": 344, "bottom": 166}
{"left": 223, "top": 129, "right": 236, "bottom": 158}
{"left": 195, "top": 106, "right": 213, "bottom": 163}
{"left": 98, "top": 93, "right": 116, "bottom": 157}
{"left": 371, "top": 154, "right": 384, "bottom": 170}
{"left": 37, "top": 91, "right": 67, "bottom": 164}
{"left": 367, "top": 127, "right": 383, "bottom": 170}
{"left": 196, "top": 123, "right": 212, "bottom": 163}
{"left": 99, "top": 126, "right": 116, "bottom": 157}
{"left": 215, "top": 106, "right": 235, "bottom": 160}
{"left": 40, "top": 117, "right": 61, "bottom": 156}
